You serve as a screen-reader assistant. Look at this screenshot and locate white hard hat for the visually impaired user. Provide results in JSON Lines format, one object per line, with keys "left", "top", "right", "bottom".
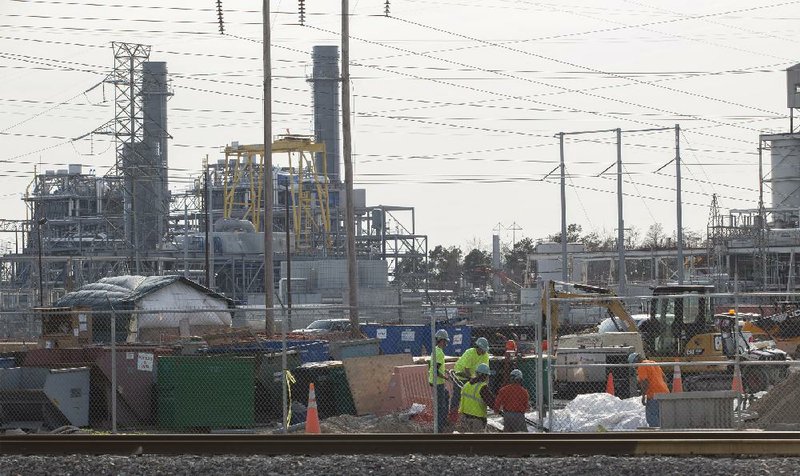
{"left": 510, "top": 369, "right": 523, "bottom": 381}
{"left": 435, "top": 329, "right": 450, "bottom": 342}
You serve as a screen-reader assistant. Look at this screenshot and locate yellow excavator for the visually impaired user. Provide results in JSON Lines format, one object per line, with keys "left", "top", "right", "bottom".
{"left": 543, "top": 281, "right": 789, "bottom": 393}
{"left": 741, "top": 302, "right": 800, "bottom": 358}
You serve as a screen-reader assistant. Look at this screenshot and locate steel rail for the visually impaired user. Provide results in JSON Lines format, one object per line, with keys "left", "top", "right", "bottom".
{"left": 3, "top": 432, "right": 800, "bottom": 456}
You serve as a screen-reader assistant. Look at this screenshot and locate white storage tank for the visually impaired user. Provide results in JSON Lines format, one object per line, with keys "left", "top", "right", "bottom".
{"left": 765, "top": 133, "right": 800, "bottom": 209}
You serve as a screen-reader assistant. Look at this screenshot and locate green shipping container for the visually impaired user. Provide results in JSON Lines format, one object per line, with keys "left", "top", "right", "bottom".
{"left": 515, "top": 355, "right": 553, "bottom": 407}
{"left": 157, "top": 356, "right": 255, "bottom": 429}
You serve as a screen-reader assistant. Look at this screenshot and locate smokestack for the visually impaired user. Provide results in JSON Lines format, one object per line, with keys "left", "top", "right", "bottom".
{"left": 310, "top": 46, "right": 340, "bottom": 183}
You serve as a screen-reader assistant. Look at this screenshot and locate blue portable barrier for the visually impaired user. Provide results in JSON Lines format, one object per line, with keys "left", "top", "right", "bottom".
{"left": 360, "top": 324, "right": 472, "bottom": 357}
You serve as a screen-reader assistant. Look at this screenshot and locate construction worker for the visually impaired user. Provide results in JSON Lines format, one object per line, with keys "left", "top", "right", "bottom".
{"left": 493, "top": 368, "right": 530, "bottom": 432}
{"left": 628, "top": 352, "right": 669, "bottom": 427}
{"left": 457, "top": 362, "right": 495, "bottom": 433}
{"left": 429, "top": 329, "right": 450, "bottom": 431}
{"left": 450, "top": 336, "right": 491, "bottom": 415}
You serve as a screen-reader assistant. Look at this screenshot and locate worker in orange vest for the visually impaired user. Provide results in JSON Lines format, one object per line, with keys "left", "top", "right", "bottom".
{"left": 629, "top": 352, "right": 669, "bottom": 427}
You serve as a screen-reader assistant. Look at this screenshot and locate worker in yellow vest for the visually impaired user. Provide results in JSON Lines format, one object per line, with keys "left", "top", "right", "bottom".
{"left": 457, "top": 362, "right": 495, "bottom": 433}
{"left": 429, "top": 329, "right": 450, "bottom": 431}
{"left": 450, "top": 337, "right": 490, "bottom": 416}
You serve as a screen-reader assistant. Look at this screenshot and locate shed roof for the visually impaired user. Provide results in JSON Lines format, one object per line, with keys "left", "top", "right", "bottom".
{"left": 55, "top": 275, "right": 232, "bottom": 310}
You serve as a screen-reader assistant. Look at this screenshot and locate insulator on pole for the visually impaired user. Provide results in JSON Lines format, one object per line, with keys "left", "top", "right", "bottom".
{"left": 384, "top": 0, "right": 390, "bottom": 17}
{"left": 298, "top": 0, "right": 306, "bottom": 25}
{"left": 216, "top": 0, "right": 225, "bottom": 34}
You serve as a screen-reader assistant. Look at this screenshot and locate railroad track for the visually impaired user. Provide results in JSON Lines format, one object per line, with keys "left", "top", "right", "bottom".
{"left": 3, "top": 432, "right": 800, "bottom": 456}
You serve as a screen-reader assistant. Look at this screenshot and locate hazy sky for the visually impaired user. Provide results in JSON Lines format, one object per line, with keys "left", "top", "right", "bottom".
{"left": 1, "top": 0, "right": 798, "bottom": 252}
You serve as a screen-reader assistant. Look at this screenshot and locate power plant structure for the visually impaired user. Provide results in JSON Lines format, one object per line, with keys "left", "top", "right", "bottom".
{"left": 2, "top": 41, "right": 799, "bottom": 339}
{"left": 0, "top": 43, "right": 428, "bottom": 324}
{"left": 529, "top": 63, "right": 800, "bottom": 293}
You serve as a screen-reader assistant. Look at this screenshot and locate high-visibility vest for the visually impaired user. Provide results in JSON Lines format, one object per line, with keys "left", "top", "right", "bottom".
{"left": 429, "top": 347, "right": 445, "bottom": 385}
{"left": 459, "top": 380, "right": 488, "bottom": 418}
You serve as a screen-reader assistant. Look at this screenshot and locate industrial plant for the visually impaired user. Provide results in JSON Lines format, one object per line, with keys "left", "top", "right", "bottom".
{"left": 0, "top": 43, "right": 428, "bottom": 338}
{"left": 1, "top": 44, "right": 800, "bottom": 336}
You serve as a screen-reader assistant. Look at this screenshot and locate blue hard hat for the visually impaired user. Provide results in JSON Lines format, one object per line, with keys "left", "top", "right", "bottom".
{"left": 476, "top": 363, "right": 494, "bottom": 376}
{"left": 628, "top": 352, "right": 640, "bottom": 364}
{"left": 510, "top": 369, "right": 523, "bottom": 381}
{"left": 475, "top": 337, "right": 489, "bottom": 352}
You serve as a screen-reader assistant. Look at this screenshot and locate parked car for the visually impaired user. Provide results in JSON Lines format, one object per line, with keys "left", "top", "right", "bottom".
{"left": 292, "top": 318, "right": 353, "bottom": 334}
{"left": 597, "top": 314, "right": 650, "bottom": 333}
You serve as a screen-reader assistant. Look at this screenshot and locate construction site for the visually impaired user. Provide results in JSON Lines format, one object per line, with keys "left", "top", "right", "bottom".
{"left": 3, "top": 3, "right": 800, "bottom": 468}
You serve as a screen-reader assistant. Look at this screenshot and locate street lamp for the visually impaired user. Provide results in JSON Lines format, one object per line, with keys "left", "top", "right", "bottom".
{"left": 36, "top": 217, "right": 47, "bottom": 307}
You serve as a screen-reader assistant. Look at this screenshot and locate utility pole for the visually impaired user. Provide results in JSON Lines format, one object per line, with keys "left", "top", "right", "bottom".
{"left": 675, "top": 124, "right": 684, "bottom": 284}
{"left": 616, "top": 128, "right": 626, "bottom": 296}
{"left": 509, "top": 222, "right": 522, "bottom": 248}
{"left": 559, "top": 132, "right": 567, "bottom": 281}
{"left": 285, "top": 183, "right": 292, "bottom": 331}
{"left": 183, "top": 200, "right": 189, "bottom": 278}
{"left": 342, "top": 0, "right": 360, "bottom": 337}
{"left": 204, "top": 160, "right": 211, "bottom": 288}
{"left": 263, "top": 0, "right": 275, "bottom": 337}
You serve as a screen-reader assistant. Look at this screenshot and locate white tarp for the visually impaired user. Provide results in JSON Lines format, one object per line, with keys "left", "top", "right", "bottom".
{"left": 136, "top": 281, "right": 232, "bottom": 328}
{"left": 488, "top": 393, "right": 647, "bottom": 432}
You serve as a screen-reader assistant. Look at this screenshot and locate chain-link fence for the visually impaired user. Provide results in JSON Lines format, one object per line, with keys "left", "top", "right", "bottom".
{"left": 1, "top": 290, "right": 800, "bottom": 434}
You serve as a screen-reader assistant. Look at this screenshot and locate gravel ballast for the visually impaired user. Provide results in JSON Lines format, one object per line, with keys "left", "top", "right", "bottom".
{"left": 2, "top": 455, "right": 799, "bottom": 475}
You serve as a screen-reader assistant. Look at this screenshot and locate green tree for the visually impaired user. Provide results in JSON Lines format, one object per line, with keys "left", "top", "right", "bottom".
{"left": 642, "top": 223, "right": 668, "bottom": 250}
{"left": 547, "top": 223, "right": 584, "bottom": 244}
{"left": 463, "top": 248, "right": 492, "bottom": 289}
{"left": 429, "top": 245, "right": 462, "bottom": 291}
{"left": 503, "top": 237, "right": 536, "bottom": 288}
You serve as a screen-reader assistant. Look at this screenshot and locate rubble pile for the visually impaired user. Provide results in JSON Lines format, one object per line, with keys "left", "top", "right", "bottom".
{"left": 746, "top": 370, "right": 800, "bottom": 429}
{"left": 320, "top": 413, "right": 427, "bottom": 434}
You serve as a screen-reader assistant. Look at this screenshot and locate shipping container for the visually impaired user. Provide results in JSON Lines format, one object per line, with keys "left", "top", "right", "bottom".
{"left": 157, "top": 355, "right": 255, "bottom": 430}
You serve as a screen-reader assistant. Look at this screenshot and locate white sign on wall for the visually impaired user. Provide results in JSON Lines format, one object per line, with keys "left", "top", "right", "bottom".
{"left": 137, "top": 352, "right": 154, "bottom": 372}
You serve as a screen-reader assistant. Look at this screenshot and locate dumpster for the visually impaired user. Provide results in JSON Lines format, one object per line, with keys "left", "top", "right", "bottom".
{"left": 255, "top": 351, "right": 302, "bottom": 423}
{"left": 204, "top": 340, "right": 330, "bottom": 363}
{"left": 361, "top": 324, "right": 430, "bottom": 355}
{"left": 361, "top": 324, "right": 469, "bottom": 356}
{"left": 157, "top": 356, "right": 255, "bottom": 429}
{"left": 0, "top": 366, "right": 90, "bottom": 429}
{"left": 329, "top": 338, "right": 381, "bottom": 360}
{"left": 292, "top": 361, "right": 356, "bottom": 419}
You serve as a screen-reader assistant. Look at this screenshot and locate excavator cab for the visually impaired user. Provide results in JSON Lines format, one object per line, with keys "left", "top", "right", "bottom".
{"left": 646, "top": 285, "right": 714, "bottom": 358}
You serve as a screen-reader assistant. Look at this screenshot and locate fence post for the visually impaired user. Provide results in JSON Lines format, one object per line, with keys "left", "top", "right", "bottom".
{"left": 536, "top": 287, "right": 545, "bottom": 430}
{"left": 110, "top": 310, "right": 117, "bottom": 434}
{"left": 546, "top": 288, "right": 554, "bottom": 431}
{"left": 281, "top": 303, "right": 288, "bottom": 431}
{"left": 430, "top": 307, "right": 438, "bottom": 433}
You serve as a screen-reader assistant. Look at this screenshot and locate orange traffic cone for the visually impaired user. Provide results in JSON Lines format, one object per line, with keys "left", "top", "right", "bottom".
{"left": 672, "top": 365, "right": 683, "bottom": 393}
{"left": 305, "top": 382, "right": 321, "bottom": 434}
{"left": 605, "top": 372, "right": 615, "bottom": 395}
{"left": 731, "top": 365, "right": 744, "bottom": 393}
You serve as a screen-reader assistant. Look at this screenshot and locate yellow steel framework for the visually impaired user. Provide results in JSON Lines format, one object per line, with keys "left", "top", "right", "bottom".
{"left": 221, "top": 136, "right": 331, "bottom": 250}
